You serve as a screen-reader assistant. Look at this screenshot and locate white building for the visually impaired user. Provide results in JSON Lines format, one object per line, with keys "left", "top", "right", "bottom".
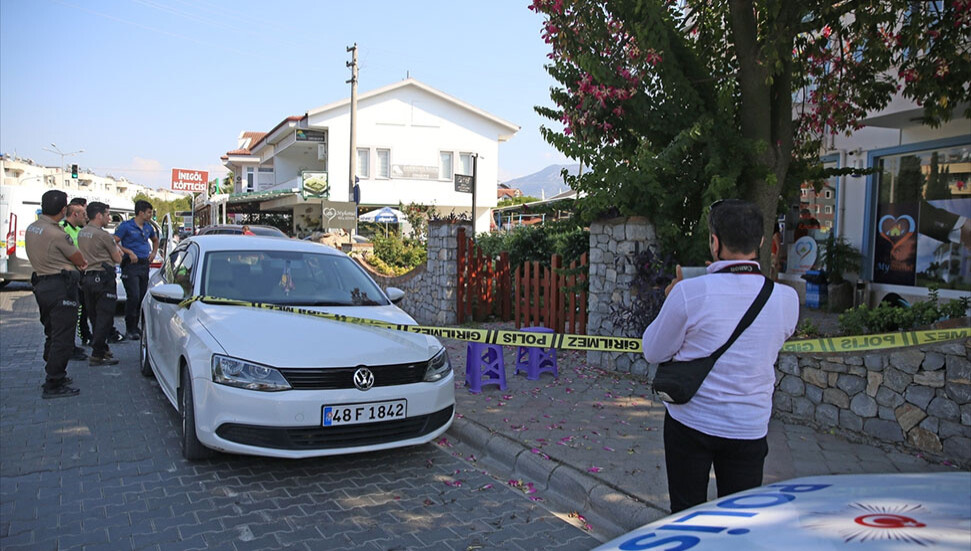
{"left": 1, "top": 154, "right": 187, "bottom": 215}
{"left": 220, "top": 78, "right": 519, "bottom": 235}
{"left": 787, "top": 92, "right": 970, "bottom": 304}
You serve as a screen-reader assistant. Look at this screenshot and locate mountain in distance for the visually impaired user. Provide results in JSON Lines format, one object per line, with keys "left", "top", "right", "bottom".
{"left": 502, "top": 164, "right": 587, "bottom": 200}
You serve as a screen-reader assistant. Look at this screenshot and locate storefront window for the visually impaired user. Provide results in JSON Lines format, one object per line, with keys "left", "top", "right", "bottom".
{"left": 872, "top": 143, "right": 970, "bottom": 290}
{"left": 783, "top": 160, "right": 838, "bottom": 276}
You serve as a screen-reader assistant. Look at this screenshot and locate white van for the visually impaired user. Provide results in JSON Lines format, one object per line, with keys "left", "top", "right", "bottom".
{"left": 0, "top": 184, "right": 43, "bottom": 286}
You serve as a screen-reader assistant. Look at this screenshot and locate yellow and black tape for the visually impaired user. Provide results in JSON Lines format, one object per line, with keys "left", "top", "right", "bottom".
{"left": 781, "top": 327, "right": 970, "bottom": 354}
{"left": 180, "top": 296, "right": 969, "bottom": 354}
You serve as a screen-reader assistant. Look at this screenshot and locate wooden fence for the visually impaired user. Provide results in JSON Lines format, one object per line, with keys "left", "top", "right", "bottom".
{"left": 456, "top": 227, "right": 588, "bottom": 334}
{"left": 514, "top": 253, "right": 587, "bottom": 334}
{"left": 456, "top": 227, "right": 512, "bottom": 323}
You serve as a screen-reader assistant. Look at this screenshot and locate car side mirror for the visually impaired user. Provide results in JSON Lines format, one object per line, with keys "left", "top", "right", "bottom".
{"left": 150, "top": 283, "right": 186, "bottom": 304}
{"left": 386, "top": 287, "right": 405, "bottom": 304}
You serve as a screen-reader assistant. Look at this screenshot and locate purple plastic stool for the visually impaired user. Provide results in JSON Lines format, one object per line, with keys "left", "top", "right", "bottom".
{"left": 515, "top": 326, "right": 558, "bottom": 380}
{"left": 465, "top": 342, "right": 506, "bottom": 393}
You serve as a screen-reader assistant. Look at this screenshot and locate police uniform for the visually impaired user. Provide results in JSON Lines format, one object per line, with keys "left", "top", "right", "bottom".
{"left": 61, "top": 219, "right": 93, "bottom": 345}
{"left": 25, "top": 215, "right": 83, "bottom": 390}
{"left": 77, "top": 222, "right": 119, "bottom": 360}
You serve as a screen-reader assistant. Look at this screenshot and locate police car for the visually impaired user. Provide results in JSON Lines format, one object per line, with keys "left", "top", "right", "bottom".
{"left": 595, "top": 472, "right": 970, "bottom": 550}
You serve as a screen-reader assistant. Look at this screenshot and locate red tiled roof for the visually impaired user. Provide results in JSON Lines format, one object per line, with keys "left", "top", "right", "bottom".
{"left": 224, "top": 119, "right": 300, "bottom": 157}
{"left": 241, "top": 131, "right": 266, "bottom": 146}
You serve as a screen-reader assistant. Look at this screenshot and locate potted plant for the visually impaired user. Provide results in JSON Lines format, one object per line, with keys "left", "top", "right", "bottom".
{"left": 821, "top": 233, "right": 862, "bottom": 313}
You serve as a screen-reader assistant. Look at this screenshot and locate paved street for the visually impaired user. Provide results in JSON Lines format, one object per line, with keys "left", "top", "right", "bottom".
{"left": 0, "top": 286, "right": 598, "bottom": 551}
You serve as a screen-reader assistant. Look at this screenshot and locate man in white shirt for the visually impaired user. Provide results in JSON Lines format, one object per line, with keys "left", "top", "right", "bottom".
{"left": 642, "top": 199, "right": 799, "bottom": 513}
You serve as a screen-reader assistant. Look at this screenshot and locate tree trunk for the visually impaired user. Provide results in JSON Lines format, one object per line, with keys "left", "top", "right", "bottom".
{"left": 729, "top": 0, "right": 798, "bottom": 274}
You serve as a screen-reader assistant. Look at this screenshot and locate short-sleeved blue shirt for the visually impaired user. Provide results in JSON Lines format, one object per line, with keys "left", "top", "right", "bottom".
{"left": 115, "top": 219, "right": 156, "bottom": 260}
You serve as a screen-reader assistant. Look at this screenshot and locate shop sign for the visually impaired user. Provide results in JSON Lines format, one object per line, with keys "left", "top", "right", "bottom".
{"left": 171, "top": 168, "right": 208, "bottom": 193}
{"left": 454, "top": 174, "right": 473, "bottom": 193}
{"left": 392, "top": 165, "right": 439, "bottom": 180}
{"left": 301, "top": 171, "right": 329, "bottom": 199}
{"left": 295, "top": 129, "right": 327, "bottom": 143}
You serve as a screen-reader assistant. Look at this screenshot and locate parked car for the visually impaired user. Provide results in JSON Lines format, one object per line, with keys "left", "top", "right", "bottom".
{"left": 196, "top": 224, "right": 288, "bottom": 238}
{"left": 594, "top": 472, "right": 971, "bottom": 551}
{"left": 139, "top": 235, "right": 455, "bottom": 459}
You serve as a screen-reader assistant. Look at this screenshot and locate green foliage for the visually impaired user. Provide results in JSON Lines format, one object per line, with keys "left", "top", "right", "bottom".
{"left": 476, "top": 222, "right": 589, "bottom": 268}
{"left": 133, "top": 193, "right": 192, "bottom": 224}
{"left": 838, "top": 287, "right": 970, "bottom": 335}
{"left": 370, "top": 235, "right": 427, "bottom": 270}
{"left": 820, "top": 234, "right": 862, "bottom": 284}
{"left": 399, "top": 202, "right": 436, "bottom": 241}
{"left": 794, "top": 319, "right": 822, "bottom": 339}
{"left": 531, "top": 0, "right": 971, "bottom": 263}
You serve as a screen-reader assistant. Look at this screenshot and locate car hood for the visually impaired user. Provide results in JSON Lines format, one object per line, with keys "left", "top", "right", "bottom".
{"left": 193, "top": 303, "right": 444, "bottom": 367}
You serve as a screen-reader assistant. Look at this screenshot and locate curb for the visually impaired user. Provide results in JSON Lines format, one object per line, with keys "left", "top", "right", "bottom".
{"left": 447, "top": 416, "right": 669, "bottom": 541}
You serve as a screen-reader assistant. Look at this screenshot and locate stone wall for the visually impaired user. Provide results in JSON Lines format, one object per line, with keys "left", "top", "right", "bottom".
{"left": 357, "top": 221, "right": 468, "bottom": 326}
{"left": 585, "top": 216, "right": 655, "bottom": 377}
{"left": 774, "top": 339, "right": 971, "bottom": 467}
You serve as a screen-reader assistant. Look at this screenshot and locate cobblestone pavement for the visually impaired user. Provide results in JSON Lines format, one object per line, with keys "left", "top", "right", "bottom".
{"left": 0, "top": 286, "right": 598, "bottom": 551}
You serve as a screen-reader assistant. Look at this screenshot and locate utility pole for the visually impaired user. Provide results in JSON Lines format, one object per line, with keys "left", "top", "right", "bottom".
{"left": 471, "top": 153, "right": 478, "bottom": 241}
{"left": 346, "top": 44, "right": 358, "bottom": 203}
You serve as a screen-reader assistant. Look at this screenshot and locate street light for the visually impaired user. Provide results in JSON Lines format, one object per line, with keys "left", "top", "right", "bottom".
{"left": 42, "top": 143, "right": 84, "bottom": 187}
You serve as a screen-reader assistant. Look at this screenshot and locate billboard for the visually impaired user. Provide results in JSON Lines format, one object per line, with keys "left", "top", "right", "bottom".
{"left": 171, "top": 168, "right": 209, "bottom": 193}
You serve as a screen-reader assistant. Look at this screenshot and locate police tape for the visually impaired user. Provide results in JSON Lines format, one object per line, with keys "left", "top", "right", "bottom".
{"left": 179, "top": 296, "right": 969, "bottom": 354}
{"left": 780, "top": 327, "right": 970, "bottom": 353}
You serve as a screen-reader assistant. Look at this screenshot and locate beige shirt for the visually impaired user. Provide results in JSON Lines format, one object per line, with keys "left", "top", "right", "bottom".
{"left": 78, "top": 223, "right": 118, "bottom": 269}
{"left": 24, "top": 215, "right": 80, "bottom": 275}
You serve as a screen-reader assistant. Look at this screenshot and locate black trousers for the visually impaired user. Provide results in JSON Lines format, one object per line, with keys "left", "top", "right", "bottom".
{"left": 77, "top": 284, "right": 92, "bottom": 342}
{"left": 121, "top": 260, "right": 149, "bottom": 333}
{"left": 82, "top": 271, "right": 117, "bottom": 357}
{"left": 32, "top": 274, "right": 79, "bottom": 387}
{"left": 663, "top": 410, "right": 768, "bottom": 513}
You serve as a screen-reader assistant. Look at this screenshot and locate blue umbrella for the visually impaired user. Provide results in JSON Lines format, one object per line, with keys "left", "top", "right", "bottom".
{"left": 371, "top": 207, "right": 400, "bottom": 224}
{"left": 358, "top": 206, "right": 405, "bottom": 236}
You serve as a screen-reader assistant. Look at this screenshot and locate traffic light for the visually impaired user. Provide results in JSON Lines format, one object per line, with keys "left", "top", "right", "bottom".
{"left": 71, "top": 164, "right": 78, "bottom": 178}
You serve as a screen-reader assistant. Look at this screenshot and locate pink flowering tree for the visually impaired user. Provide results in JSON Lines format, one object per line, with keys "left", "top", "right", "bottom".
{"left": 532, "top": 0, "right": 971, "bottom": 265}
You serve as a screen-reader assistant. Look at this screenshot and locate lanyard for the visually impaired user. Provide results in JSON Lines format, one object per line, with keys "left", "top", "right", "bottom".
{"left": 713, "top": 263, "right": 761, "bottom": 275}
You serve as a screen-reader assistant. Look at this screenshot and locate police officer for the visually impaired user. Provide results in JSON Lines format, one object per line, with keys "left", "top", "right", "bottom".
{"left": 77, "top": 202, "right": 122, "bottom": 366}
{"left": 61, "top": 201, "right": 91, "bottom": 360}
{"left": 115, "top": 200, "right": 158, "bottom": 341}
{"left": 25, "top": 190, "right": 88, "bottom": 399}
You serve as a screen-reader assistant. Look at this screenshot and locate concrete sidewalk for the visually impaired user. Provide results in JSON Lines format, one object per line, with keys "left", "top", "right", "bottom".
{"left": 440, "top": 321, "right": 961, "bottom": 542}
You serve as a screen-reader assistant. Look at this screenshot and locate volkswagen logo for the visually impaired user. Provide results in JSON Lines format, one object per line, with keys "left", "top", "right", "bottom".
{"left": 353, "top": 367, "right": 375, "bottom": 391}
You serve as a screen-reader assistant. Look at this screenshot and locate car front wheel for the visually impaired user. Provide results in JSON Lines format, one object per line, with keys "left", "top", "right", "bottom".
{"left": 180, "top": 365, "right": 213, "bottom": 460}
{"left": 139, "top": 319, "right": 153, "bottom": 378}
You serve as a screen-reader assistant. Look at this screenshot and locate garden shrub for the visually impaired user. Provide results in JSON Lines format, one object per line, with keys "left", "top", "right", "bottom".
{"left": 838, "top": 286, "right": 969, "bottom": 334}
{"left": 370, "top": 235, "right": 427, "bottom": 271}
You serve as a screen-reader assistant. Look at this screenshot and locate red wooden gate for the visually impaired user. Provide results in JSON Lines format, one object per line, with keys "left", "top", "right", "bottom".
{"left": 513, "top": 253, "right": 587, "bottom": 334}
{"left": 456, "top": 227, "right": 512, "bottom": 323}
{"left": 456, "top": 227, "right": 587, "bottom": 333}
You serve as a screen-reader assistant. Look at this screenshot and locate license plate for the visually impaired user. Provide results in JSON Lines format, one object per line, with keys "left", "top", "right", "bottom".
{"left": 323, "top": 400, "right": 407, "bottom": 426}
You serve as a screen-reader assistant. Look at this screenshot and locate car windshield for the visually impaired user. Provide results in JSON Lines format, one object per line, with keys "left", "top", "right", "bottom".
{"left": 201, "top": 250, "right": 389, "bottom": 306}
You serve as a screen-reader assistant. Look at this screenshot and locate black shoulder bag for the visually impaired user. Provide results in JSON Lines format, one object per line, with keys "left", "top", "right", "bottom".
{"left": 652, "top": 275, "right": 774, "bottom": 404}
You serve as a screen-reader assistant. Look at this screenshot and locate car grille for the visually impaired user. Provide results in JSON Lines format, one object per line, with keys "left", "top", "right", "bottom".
{"left": 215, "top": 405, "right": 454, "bottom": 450}
{"left": 277, "top": 362, "right": 426, "bottom": 390}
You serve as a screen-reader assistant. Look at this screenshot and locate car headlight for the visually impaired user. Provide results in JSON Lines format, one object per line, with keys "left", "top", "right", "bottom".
{"left": 211, "top": 354, "right": 292, "bottom": 391}
{"left": 423, "top": 348, "right": 451, "bottom": 382}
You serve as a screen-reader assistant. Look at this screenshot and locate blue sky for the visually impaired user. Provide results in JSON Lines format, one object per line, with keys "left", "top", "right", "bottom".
{"left": 0, "top": 0, "right": 569, "bottom": 189}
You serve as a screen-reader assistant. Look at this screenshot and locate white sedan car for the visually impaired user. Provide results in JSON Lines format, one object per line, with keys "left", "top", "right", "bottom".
{"left": 139, "top": 235, "right": 455, "bottom": 460}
